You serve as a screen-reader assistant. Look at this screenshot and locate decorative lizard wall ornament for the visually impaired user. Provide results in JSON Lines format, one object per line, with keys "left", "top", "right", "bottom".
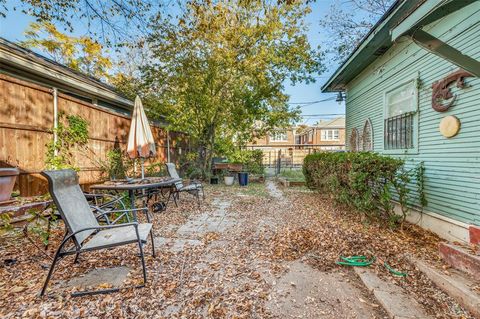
{"left": 431, "top": 69, "right": 474, "bottom": 112}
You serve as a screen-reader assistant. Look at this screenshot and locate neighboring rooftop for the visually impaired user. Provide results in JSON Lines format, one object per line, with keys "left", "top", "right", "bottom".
{"left": 314, "top": 117, "right": 345, "bottom": 128}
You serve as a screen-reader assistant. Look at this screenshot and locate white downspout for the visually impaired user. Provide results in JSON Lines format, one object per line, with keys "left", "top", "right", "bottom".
{"left": 53, "top": 87, "right": 58, "bottom": 156}
{"left": 167, "top": 129, "right": 171, "bottom": 162}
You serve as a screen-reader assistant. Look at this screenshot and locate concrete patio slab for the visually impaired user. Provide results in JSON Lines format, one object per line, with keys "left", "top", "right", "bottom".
{"left": 267, "top": 261, "right": 384, "bottom": 319}
{"left": 61, "top": 266, "right": 130, "bottom": 289}
{"left": 175, "top": 199, "right": 236, "bottom": 237}
{"left": 154, "top": 237, "right": 203, "bottom": 252}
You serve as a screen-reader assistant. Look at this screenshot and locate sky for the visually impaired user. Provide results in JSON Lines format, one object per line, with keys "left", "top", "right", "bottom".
{"left": 0, "top": 0, "right": 345, "bottom": 125}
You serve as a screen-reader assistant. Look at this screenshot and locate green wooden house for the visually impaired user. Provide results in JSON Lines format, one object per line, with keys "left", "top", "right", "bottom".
{"left": 322, "top": 0, "right": 480, "bottom": 243}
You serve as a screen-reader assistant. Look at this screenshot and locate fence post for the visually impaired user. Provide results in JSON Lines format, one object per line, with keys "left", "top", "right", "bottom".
{"left": 276, "top": 149, "right": 281, "bottom": 175}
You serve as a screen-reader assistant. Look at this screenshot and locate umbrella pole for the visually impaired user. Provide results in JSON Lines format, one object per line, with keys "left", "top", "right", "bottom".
{"left": 141, "top": 158, "right": 145, "bottom": 180}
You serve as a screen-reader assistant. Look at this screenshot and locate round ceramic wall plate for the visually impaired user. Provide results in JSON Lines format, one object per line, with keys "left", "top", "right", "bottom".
{"left": 439, "top": 115, "right": 460, "bottom": 138}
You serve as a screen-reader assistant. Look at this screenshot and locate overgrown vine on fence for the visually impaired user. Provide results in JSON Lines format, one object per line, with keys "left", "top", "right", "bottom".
{"left": 45, "top": 112, "right": 89, "bottom": 171}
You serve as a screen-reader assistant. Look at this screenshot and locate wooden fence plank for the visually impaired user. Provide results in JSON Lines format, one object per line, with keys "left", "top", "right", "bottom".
{"left": 1, "top": 74, "right": 188, "bottom": 196}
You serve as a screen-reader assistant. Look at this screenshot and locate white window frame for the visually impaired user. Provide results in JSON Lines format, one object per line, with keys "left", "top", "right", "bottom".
{"left": 383, "top": 76, "right": 419, "bottom": 154}
{"left": 269, "top": 130, "right": 288, "bottom": 142}
{"left": 321, "top": 129, "right": 340, "bottom": 141}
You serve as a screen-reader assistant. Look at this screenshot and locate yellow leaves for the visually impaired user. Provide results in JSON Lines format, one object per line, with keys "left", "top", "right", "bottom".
{"left": 21, "top": 21, "right": 112, "bottom": 79}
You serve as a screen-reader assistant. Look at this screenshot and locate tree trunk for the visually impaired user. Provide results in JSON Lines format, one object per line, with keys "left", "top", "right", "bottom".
{"left": 197, "top": 123, "right": 216, "bottom": 179}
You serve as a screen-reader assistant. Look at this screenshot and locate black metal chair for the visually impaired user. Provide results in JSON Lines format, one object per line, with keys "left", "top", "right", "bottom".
{"left": 165, "top": 163, "right": 205, "bottom": 207}
{"left": 84, "top": 192, "right": 131, "bottom": 224}
{"left": 40, "top": 169, "right": 155, "bottom": 297}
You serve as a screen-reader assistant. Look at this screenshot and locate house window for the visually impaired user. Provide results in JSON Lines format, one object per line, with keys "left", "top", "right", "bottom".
{"left": 321, "top": 129, "right": 339, "bottom": 141}
{"left": 384, "top": 79, "right": 418, "bottom": 150}
{"left": 362, "top": 119, "right": 373, "bottom": 151}
{"left": 270, "top": 131, "right": 288, "bottom": 142}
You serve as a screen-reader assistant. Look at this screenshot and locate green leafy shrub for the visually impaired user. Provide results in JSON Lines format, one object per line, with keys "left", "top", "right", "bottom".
{"left": 100, "top": 149, "right": 133, "bottom": 180}
{"left": 228, "top": 149, "right": 264, "bottom": 175}
{"left": 145, "top": 162, "right": 166, "bottom": 177}
{"left": 303, "top": 152, "right": 426, "bottom": 226}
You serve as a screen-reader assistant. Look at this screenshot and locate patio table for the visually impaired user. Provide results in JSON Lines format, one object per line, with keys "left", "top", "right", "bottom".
{"left": 90, "top": 177, "right": 181, "bottom": 221}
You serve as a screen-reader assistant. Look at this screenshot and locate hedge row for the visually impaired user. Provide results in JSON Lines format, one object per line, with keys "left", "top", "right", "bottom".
{"left": 303, "top": 152, "right": 425, "bottom": 225}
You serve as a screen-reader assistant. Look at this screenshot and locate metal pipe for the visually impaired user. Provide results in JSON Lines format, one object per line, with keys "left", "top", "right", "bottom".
{"left": 166, "top": 129, "right": 171, "bottom": 162}
{"left": 53, "top": 87, "right": 58, "bottom": 156}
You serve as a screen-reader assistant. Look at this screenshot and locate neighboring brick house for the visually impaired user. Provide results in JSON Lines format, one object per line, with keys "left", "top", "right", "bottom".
{"left": 246, "top": 118, "right": 345, "bottom": 167}
{"left": 249, "top": 127, "right": 297, "bottom": 147}
{"left": 296, "top": 117, "right": 346, "bottom": 150}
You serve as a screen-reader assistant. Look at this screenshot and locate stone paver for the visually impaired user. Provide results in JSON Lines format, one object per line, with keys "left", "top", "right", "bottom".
{"left": 267, "top": 260, "right": 383, "bottom": 319}
{"left": 266, "top": 180, "right": 284, "bottom": 199}
{"left": 61, "top": 266, "right": 130, "bottom": 289}
{"left": 154, "top": 237, "right": 203, "bottom": 252}
{"left": 175, "top": 199, "right": 235, "bottom": 237}
{"left": 355, "top": 267, "right": 432, "bottom": 319}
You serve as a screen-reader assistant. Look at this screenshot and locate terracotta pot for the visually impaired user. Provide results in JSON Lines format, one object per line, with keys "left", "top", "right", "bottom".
{"left": 0, "top": 168, "right": 19, "bottom": 202}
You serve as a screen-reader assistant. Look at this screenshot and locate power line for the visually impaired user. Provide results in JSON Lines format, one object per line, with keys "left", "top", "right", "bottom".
{"left": 300, "top": 113, "right": 345, "bottom": 117}
{"left": 288, "top": 96, "right": 336, "bottom": 106}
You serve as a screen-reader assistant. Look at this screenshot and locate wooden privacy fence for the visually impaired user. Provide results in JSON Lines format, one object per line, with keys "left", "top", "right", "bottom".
{"left": 0, "top": 74, "right": 188, "bottom": 196}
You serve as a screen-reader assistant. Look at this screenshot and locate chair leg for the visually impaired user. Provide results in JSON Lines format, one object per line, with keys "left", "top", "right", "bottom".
{"left": 40, "top": 246, "right": 64, "bottom": 296}
{"left": 73, "top": 252, "right": 80, "bottom": 264}
{"left": 138, "top": 239, "right": 147, "bottom": 285}
{"left": 196, "top": 190, "right": 200, "bottom": 209}
{"left": 150, "top": 229, "right": 156, "bottom": 257}
{"left": 173, "top": 192, "right": 178, "bottom": 207}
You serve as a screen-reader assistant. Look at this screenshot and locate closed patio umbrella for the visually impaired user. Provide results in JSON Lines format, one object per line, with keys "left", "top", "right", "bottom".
{"left": 127, "top": 96, "right": 156, "bottom": 179}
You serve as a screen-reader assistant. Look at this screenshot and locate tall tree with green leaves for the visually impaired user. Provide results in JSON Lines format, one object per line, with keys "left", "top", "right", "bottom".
{"left": 144, "top": 0, "right": 323, "bottom": 172}
{"left": 320, "top": 0, "right": 394, "bottom": 63}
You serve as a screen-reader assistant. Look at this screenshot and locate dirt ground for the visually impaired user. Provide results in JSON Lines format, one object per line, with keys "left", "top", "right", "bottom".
{"left": 0, "top": 181, "right": 473, "bottom": 318}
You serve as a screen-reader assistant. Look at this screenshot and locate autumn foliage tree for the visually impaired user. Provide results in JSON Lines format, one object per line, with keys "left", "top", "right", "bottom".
{"left": 1, "top": 0, "right": 156, "bottom": 45}
{"left": 21, "top": 22, "right": 112, "bottom": 80}
{"left": 144, "top": 0, "right": 323, "bottom": 172}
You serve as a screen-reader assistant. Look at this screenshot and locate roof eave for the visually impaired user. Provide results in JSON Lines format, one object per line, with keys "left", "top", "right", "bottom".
{"left": 321, "top": 0, "right": 422, "bottom": 93}
{"left": 0, "top": 38, "right": 133, "bottom": 109}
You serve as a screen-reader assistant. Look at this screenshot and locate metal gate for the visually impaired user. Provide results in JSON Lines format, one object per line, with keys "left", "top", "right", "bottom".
{"left": 245, "top": 144, "right": 345, "bottom": 176}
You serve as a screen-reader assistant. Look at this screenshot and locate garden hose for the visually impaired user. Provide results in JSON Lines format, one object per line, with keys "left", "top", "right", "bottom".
{"left": 335, "top": 255, "right": 376, "bottom": 267}
{"left": 383, "top": 262, "right": 408, "bottom": 277}
{"left": 336, "top": 255, "right": 408, "bottom": 277}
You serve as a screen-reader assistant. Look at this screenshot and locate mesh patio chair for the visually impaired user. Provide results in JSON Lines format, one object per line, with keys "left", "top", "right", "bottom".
{"left": 40, "top": 169, "right": 155, "bottom": 297}
{"left": 84, "top": 192, "right": 131, "bottom": 224}
{"left": 165, "top": 163, "right": 205, "bottom": 207}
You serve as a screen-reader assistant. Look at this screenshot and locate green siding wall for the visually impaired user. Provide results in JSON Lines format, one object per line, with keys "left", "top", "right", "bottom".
{"left": 345, "top": 2, "right": 480, "bottom": 226}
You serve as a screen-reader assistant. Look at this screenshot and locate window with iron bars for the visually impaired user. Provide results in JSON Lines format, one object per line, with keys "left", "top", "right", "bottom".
{"left": 384, "top": 111, "right": 415, "bottom": 150}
